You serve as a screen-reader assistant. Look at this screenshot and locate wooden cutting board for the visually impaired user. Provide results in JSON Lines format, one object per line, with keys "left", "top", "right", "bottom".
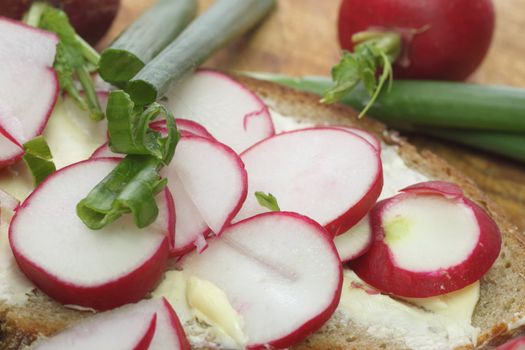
{"left": 101, "top": 0, "right": 525, "bottom": 231}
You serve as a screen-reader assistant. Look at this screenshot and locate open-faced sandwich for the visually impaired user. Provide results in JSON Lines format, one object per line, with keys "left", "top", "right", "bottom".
{"left": 1, "top": 1, "right": 524, "bottom": 350}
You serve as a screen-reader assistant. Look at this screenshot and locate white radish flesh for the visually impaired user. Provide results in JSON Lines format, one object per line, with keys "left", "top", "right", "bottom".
{"left": 236, "top": 127, "right": 383, "bottom": 236}
{"left": 162, "top": 136, "right": 247, "bottom": 255}
{"left": 167, "top": 135, "right": 247, "bottom": 235}
{"left": 334, "top": 214, "right": 373, "bottom": 262}
{"left": 0, "top": 188, "right": 19, "bottom": 212}
{"left": 166, "top": 172, "right": 209, "bottom": 256}
{"left": 164, "top": 70, "right": 274, "bottom": 153}
{"left": 148, "top": 298, "right": 191, "bottom": 350}
{"left": 34, "top": 300, "right": 160, "bottom": 350}
{"left": 0, "top": 132, "right": 22, "bottom": 167}
{"left": 0, "top": 63, "right": 58, "bottom": 143}
{"left": 333, "top": 126, "right": 381, "bottom": 152}
{"left": 0, "top": 19, "right": 58, "bottom": 167}
{"left": 0, "top": 18, "right": 58, "bottom": 66}
{"left": 10, "top": 158, "right": 170, "bottom": 310}
{"left": 182, "top": 212, "right": 342, "bottom": 348}
{"left": 383, "top": 195, "right": 479, "bottom": 271}
{"left": 90, "top": 143, "right": 116, "bottom": 159}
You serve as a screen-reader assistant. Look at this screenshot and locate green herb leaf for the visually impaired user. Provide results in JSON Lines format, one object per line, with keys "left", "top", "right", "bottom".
{"left": 106, "top": 90, "right": 179, "bottom": 164}
{"left": 37, "top": 5, "right": 104, "bottom": 121}
{"left": 22, "top": 136, "right": 56, "bottom": 186}
{"left": 77, "top": 155, "right": 167, "bottom": 229}
{"left": 255, "top": 191, "right": 280, "bottom": 212}
{"left": 322, "top": 31, "right": 401, "bottom": 118}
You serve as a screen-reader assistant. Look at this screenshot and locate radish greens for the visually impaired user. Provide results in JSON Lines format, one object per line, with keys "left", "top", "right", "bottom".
{"left": 27, "top": 3, "right": 104, "bottom": 120}
{"left": 22, "top": 136, "right": 56, "bottom": 186}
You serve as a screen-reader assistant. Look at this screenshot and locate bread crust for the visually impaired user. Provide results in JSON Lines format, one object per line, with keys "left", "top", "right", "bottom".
{"left": 1, "top": 76, "right": 524, "bottom": 350}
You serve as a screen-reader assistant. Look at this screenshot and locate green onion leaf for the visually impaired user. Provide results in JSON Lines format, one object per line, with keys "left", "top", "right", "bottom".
{"left": 22, "top": 136, "right": 56, "bottom": 186}
{"left": 36, "top": 4, "right": 104, "bottom": 121}
{"left": 255, "top": 191, "right": 280, "bottom": 212}
{"left": 126, "top": 0, "right": 276, "bottom": 105}
{"left": 106, "top": 90, "right": 179, "bottom": 164}
{"left": 77, "top": 155, "right": 166, "bottom": 229}
{"left": 99, "top": 0, "right": 197, "bottom": 85}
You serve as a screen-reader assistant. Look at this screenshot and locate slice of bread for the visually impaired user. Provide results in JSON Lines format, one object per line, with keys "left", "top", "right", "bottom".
{"left": 1, "top": 76, "right": 524, "bottom": 350}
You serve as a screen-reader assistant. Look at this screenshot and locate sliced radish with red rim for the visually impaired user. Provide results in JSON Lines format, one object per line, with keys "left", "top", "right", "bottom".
{"left": 149, "top": 298, "right": 191, "bottom": 350}
{"left": 0, "top": 18, "right": 58, "bottom": 65}
{"left": 91, "top": 135, "right": 248, "bottom": 256}
{"left": 332, "top": 125, "right": 381, "bottom": 152}
{"left": 0, "top": 20, "right": 58, "bottom": 167}
{"left": 163, "top": 135, "right": 247, "bottom": 255}
{"left": 90, "top": 143, "right": 115, "bottom": 159}
{"left": 150, "top": 118, "right": 215, "bottom": 140}
{"left": 164, "top": 69, "right": 274, "bottom": 152}
{"left": 0, "top": 188, "right": 19, "bottom": 212}
{"left": 34, "top": 298, "right": 190, "bottom": 350}
{"left": 34, "top": 302, "right": 157, "bottom": 350}
{"left": 351, "top": 181, "right": 501, "bottom": 297}
{"left": 0, "top": 130, "right": 23, "bottom": 167}
{"left": 181, "top": 212, "right": 342, "bottom": 349}
{"left": 236, "top": 127, "right": 383, "bottom": 236}
{"left": 334, "top": 214, "right": 373, "bottom": 262}
{"left": 10, "top": 158, "right": 171, "bottom": 310}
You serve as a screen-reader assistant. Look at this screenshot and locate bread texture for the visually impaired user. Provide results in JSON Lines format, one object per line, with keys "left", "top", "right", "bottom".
{"left": 1, "top": 76, "right": 524, "bottom": 350}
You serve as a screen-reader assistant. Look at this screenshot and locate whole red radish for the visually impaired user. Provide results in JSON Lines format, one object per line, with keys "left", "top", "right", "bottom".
{"left": 338, "top": 0, "right": 495, "bottom": 81}
{"left": 61, "top": 0, "right": 120, "bottom": 45}
{"left": 0, "top": 0, "right": 120, "bottom": 44}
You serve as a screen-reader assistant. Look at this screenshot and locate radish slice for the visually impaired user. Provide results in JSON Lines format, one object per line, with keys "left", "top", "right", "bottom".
{"left": 0, "top": 130, "right": 23, "bottom": 167}
{"left": 149, "top": 298, "right": 191, "bottom": 350}
{"left": 402, "top": 181, "right": 464, "bottom": 198}
{"left": 333, "top": 126, "right": 381, "bottom": 152}
{"left": 36, "top": 298, "right": 190, "bottom": 350}
{"left": 168, "top": 135, "right": 247, "bottom": 234}
{"left": 0, "top": 19, "right": 58, "bottom": 168}
{"left": 151, "top": 118, "right": 215, "bottom": 140}
{"left": 0, "top": 63, "right": 58, "bottom": 141}
{"left": 351, "top": 182, "right": 501, "bottom": 297}
{"left": 181, "top": 212, "right": 342, "bottom": 349}
{"left": 0, "top": 18, "right": 58, "bottom": 66}
{"left": 91, "top": 135, "right": 246, "bottom": 256}
{"left": 90, "top": 143, "right": 115, "bottom": 159}
{"left": 236, "top": 127, "right": 383, "bottom": 236}
{"left": 163, "top": 135, "right": 247, "bottom": 255}
{"left": 10, "top": 158, "right": 170, "bottom": 310}
{"left": 166, "top": 173, "right": 209, "bottom": 256}
{"left": 0, "top": 188, "right": 19, "bottom": 212}
{"left": 164, "top": 70, "right": 274, "bottom": 152}
{"left": 34, "top": 300, "right": 165, "bottom": 350}
{"left": 334, "top": 214, "right": 373, "bottom": 262}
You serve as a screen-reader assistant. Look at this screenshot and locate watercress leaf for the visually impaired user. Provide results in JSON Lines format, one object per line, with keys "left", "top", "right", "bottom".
{"left": 255, "top": 191, "right": 280, "bottom": 212}
{"left": 22, "top": 136, "right": 56, "bottom": 186}
{"left": 323, "top": 30, "right": 399, "bottom": 118}
{"left": 38, "top": 5, "right": 103, "bottom": 120}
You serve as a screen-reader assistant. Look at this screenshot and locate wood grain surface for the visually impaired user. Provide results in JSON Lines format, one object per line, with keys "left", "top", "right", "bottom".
{"left": 101, "top": 0, "right": 525, "bottom": 231}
